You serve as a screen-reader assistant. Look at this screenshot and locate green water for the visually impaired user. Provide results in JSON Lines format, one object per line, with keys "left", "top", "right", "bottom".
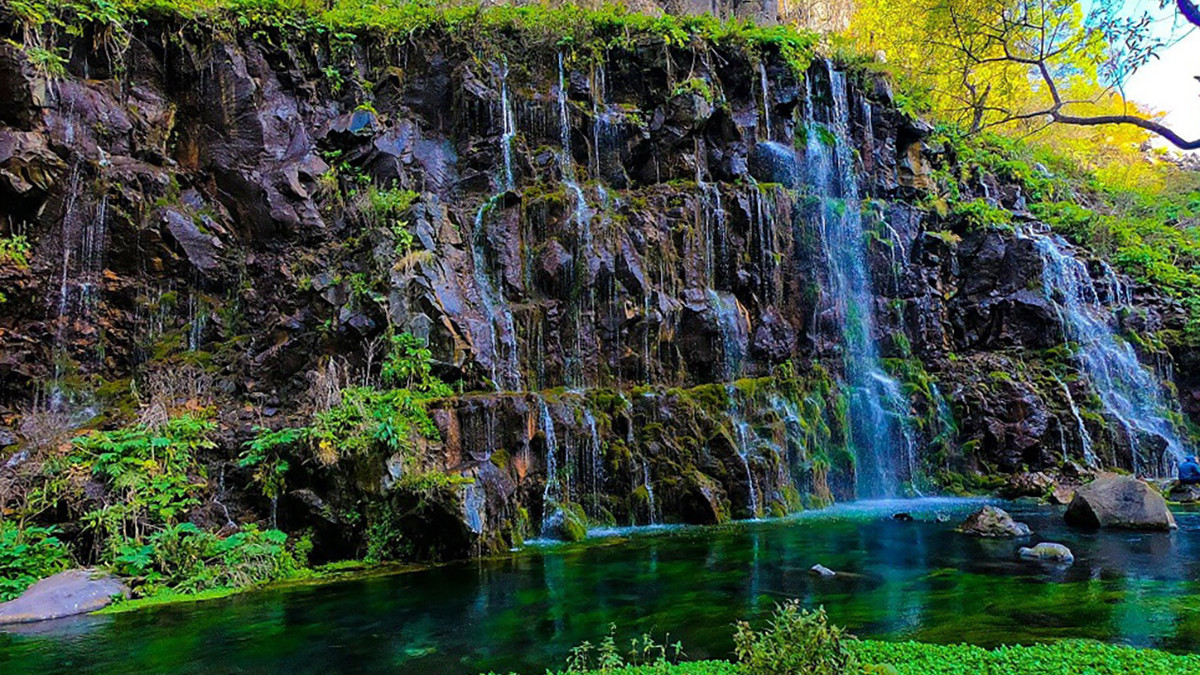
{"left": 3, "top": 498, "right": 1200, "bottom": 674}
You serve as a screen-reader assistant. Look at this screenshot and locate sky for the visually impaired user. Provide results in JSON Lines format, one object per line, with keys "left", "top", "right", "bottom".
{"left": 1122, "top": 8, "right": 1200, "bottom": 149}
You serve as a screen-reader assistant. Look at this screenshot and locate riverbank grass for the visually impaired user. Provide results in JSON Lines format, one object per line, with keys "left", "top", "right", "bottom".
{"left": 556, "top": 641, "right": 1200, "bottom": 675}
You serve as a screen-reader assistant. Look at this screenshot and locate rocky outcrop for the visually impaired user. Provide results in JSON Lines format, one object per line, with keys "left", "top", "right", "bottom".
{"left": 0, "top": 570, "right": 128, "bottom": 624}
{"left": 959, "top": 506, "right": 1031, "bottom": 537}
{"left": 0, "top": 8, "right": 1194, "bottom": 561}
{"left": 1064, "top": 476, "right": 1177, "bottom": 531}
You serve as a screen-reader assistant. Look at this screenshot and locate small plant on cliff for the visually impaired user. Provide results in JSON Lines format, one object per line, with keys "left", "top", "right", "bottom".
{"left": 734, "top": 602, "right": 861, "bottom": 675}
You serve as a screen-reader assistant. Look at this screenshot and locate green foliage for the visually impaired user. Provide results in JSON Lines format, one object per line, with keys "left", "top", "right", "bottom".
{"left": 0, "top": 234, "right": 31, "bottom": 267}
{"left": 381, "top": 332, "right": 449, "bottom": 395}
{"left": 239, "top": 427, "right": 301, "bottom": 500}
{"left": 671, "top": 77, "right": 713, "bottom": 104}
{"left": 0, "top": 522, "right": 72, "bottom": 601}
{"left": 733, "top": 602, "right": 861, "bottom": 675}
{"left": 62, "top": 415, "right": 215, "bottom": 555}
{"left": 3, "top": 1, "right": 817, "bottom": 77}
{"left": 565, "top": 625, "right": 686, "bottom": 674}
{"left": 111, "top": 522, "right": 307, "bottom": 596}
{"left": 851, "top": 639, "right": 1200, "bottom": 675}
{"left": 950, "top": 198, "right": 1011, "bottom": 231}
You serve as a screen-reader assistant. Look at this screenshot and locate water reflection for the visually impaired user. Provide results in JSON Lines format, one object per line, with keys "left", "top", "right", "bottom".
{"left": 4, "top": 499, "right": 1200, "bottom": 674}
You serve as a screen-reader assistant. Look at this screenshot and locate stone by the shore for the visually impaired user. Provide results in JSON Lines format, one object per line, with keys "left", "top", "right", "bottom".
{"left": 1065, "top": 476, "right": 1177, "bottom": 531}
{"left": 0, "top": 570, "right": 129, "bottom": 624}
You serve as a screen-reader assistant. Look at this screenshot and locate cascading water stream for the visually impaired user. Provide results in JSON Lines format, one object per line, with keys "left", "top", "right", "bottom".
{"left": 539, "top": 398, "right": 561, "bottom": 531}
{"left": 469, "top": 64, "right": 521, "bottom": 391}
{"left": 1030, "top": 230, "right": 1188, "bottom": 474}
{"left": 557, "top": 53, "right": 594, "bottom": 388}
{"left": 1053, "top": 374, "right": 1097, "bottom": 467}
{"left": 801, "top": 66, "right": 915, "bottom": 498}
{"left": 642, "top": 459, "right": 658, "bottom": 525}
{"left": 727, "top": 386, "right": 760, "bottom": 518}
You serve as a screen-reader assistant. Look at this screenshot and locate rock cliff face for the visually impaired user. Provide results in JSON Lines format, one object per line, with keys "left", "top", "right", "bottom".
{"left": 0, "top": 11, "right": 1195, "bottom": 559}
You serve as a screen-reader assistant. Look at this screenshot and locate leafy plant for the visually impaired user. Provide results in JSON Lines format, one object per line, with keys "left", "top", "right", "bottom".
{"left": 733, "top": 602, "right": 861, "bottom": 675}
{"left": 0, "top": 522, "right": 72, "bottom": 601}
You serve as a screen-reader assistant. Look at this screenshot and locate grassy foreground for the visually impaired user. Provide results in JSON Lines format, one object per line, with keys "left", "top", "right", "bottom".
{"left": 554, "top": 641, "right": 1200, "bottom": 675}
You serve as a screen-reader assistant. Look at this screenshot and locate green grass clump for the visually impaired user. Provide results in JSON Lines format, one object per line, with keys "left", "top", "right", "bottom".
{"left": 5, "top": 0, "right": 818, "bottom": 75}
{"left": 852, "top": 639, "right": 1200, "bottom": 675}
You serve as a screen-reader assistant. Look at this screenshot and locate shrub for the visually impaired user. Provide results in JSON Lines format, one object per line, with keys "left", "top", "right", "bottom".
{"left": 733, "top": 602, "right": 861, "bottom": 675}
{"left": 0, "top": 522, "right": 72, "bottom": 600}
{"left": 111, "top": 522, "right": 308, "bottom": 596}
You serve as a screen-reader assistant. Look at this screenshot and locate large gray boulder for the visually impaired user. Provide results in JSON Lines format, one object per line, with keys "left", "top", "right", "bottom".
{"left": 959, "top": 506, "right": 1032, "bottom": 537}
{"left": 0, "top": 570, "right": 129, "bottom": 624}
{"left": 1065, "top": 476, "right": 1177, "bottom": 531}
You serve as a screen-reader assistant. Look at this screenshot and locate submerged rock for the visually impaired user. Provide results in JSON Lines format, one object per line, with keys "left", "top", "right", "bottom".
{"left": 1064, "top": 476, "right": 1177, "bottom": 531}
{"left": 1018, "top": 543, "right": 1074, "bottom": 563}
{"left": 958, "top": 506, "right": 1031, "bottom": 538}
{"left": 892, "top": 512, "right": 913, "bottom": 522}
{"left": 0, "top": 570, "right": 129, "bottom": 624}
{"left": 809, "top": 564, "right": 836, "bottom": 578}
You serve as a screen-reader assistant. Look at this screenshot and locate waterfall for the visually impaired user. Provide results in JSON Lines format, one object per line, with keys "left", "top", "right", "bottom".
{"left": 466, "top": 63, "right": 524, "bottom": 391}
{"left": 499, "top": 60, "right": 517, "bottom": 190}
{"left": 727, "top": 387, "right": 760, "bottom": 518}
{"left": 581, "top": 407, "right": 604, "bottom": 517}
{"left": 557, "top": 54, "right": 589, "bottom": 232}
{"left": 1053, "top": 374, "right": 1097, "bottom": 467}
{"left": 801, "top": 66, "right": 915, "bottom": 498}
{"left": 470, "top": 197, "right": 519, "bottom": 390}
{"left": 539, "top": 398, "right": 561, "bottom": 530}
{"left": 50, "top": 167, "right": 108, "bottom": 415}
{"left": 758, "top": 61, "right": 772, "bottom": 140}
{"left": 642, "top": 459, "right": 658, "bottom": 525}
{"left": 1031, "top": 231, "right": 1187, "bottom": 474}
{"left": 707, "top": 289, "right": 747, "bottom": 380}
{"left": 462, "top": 480, "right": 486, "bottom": 535}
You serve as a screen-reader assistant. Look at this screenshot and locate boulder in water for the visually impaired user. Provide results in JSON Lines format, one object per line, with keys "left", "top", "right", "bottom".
{"left": 892, "top": 512, "right": 913, "bottom": 522}
{"left": 1018, "top": 543, "right": 1074, "bottom": 563}
{"left": 958, "top": 506, "right": 1032, "bottom": 538}
{"left": 0, "top": 569, "right": 129, "bottom": 624}
{"left": 1064, "top": 476, "right": 1177, "bottom": 531}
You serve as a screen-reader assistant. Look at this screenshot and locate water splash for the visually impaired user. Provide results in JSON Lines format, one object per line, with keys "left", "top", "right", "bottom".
{"left": 801, "top": 65, "right": 915, "bottom": 498}
{"left": 1031, "top": 231, "right": 1188, "bottom": 474}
